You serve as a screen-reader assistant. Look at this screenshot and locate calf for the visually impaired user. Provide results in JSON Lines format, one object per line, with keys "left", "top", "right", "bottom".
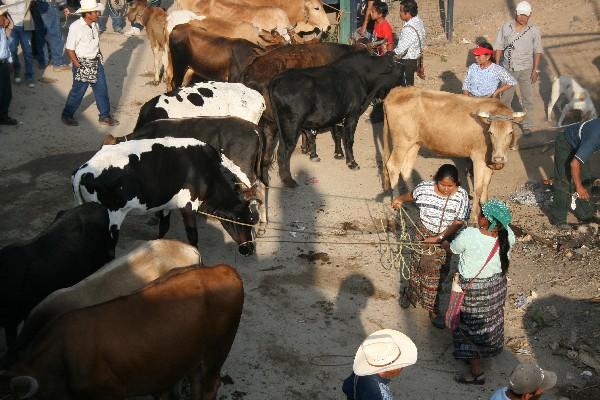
{"left": 382, "top": 86, "right": 525, "bottom": 220}
{"left": 72, "top": 137, "right": 259, "bottom": 255}
{"left": 104, "top": 117, "right": 269, "bottom": 234}
{"left": 1, "top": 264, "right": 244, "bottom": 400}
{"left": 269, "top": 50, "right": 404, "bottom": 187}
{"left": 8, "top": 239, "right": 200, "bottom": 362}
{"left": 0, "top": 203, "right": 115, "bottom": 349}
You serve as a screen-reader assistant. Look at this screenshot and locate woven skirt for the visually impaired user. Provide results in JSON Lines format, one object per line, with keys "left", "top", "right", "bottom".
{"left": 452, "top": 273, "right": 507, "bottom": 359}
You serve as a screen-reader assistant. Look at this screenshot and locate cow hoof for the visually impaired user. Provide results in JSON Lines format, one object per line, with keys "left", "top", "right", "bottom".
{"left": 334, "top": 153, "right": 344, "bottom": 160}
{"left": 347, "top": 162, "right": 360, "bottom": 170}
{"left": 310, "top": 156, "right": 321, "bottom": 162}
{"left": 152, "top": 80, "right": 160, "bottom": 86}
{"left": 283, "top": 178, "right": 298, "bottom": 188}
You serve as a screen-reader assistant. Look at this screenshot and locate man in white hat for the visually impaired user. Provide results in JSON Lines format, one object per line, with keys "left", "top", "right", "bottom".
{"left": 493, "top": 1, "right": 543, "bottom": 136}
{"left": 61, "top": 0, "right": 119, "bottom": 126}
{"left": 490, "top": 362, "right": 557, "bottom": 399}
{"left": 0, "top": 4, "right": 18, "bottom": 125}
{"left": 342, "top": 329, "right": 417, "bottom": 400}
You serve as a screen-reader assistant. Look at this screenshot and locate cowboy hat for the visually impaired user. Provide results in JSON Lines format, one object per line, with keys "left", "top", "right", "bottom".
{"left": 353, "top": 329, "right": 418, "bottom": 376}
{"left": 75, "top": 0, "right": 105, "bottom": 14}
{"left": 0, "top": 4, "right": 9, "bottom": 15}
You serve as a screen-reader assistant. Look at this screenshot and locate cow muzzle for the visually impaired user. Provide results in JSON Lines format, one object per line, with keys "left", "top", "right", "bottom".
{"left": 238, "top": 241, "right": 255, "bottom": 256}
{"left": 488, "top": 162, "right": 505, "bottom": 170}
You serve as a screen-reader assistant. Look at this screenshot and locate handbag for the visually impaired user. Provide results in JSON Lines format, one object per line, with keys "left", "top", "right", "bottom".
{"left": 444, "top": 239, "right": 499, "bottom": 331}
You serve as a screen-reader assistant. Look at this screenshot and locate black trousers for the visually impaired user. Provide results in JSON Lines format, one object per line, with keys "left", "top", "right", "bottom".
{"left": 397, "top": 59, "right": 418, "bottom": 86}
{"left": 0, "top": 62, "right": 12, "bottom": 118}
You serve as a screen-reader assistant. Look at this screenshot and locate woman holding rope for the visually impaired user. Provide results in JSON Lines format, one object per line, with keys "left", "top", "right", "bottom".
{"left": 446, "top": 199, "right": 515, "bottom": 385}
{"left": 391, "top": 164, "right": 469, "bottom": 328}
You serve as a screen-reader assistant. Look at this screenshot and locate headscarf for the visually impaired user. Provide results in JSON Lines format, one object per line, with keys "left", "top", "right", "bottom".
{"left": 481, "top": 199, "right": 512, "bottom": 229}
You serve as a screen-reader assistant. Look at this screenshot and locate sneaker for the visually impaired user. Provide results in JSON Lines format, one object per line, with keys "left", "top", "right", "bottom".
{"left": 99, "top": 116, "right": 120, "bottom": 126}
{"left": 0, "top": 116, "right": 18, "bottom": 125}
{"left": 27, "top": 81, "right": 35, "bottom": 88}
{"left": 61, "top": 116, "right": 79, "bottom": 126}
{"left": 14, "top": 77, "right": 22, "bottom": 84}
{"left": 52, "top": 64, "right": 71, "bottom": 72}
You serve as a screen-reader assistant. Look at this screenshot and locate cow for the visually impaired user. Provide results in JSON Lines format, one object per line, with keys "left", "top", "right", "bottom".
{"left": 5, "top": 239, "right": 200, "bottom": 364}
{"left": 72, "top": 137, "right": 259, "bottom": 255}
{"left": 0, "top": 264, "right": 244, "bottom": 400}
{"left": 240, "top": 42, "right": 355, "bottom": 183}
{"left": 133, "top": 82, "right": 266, "bottom": 130}
{"left": 103, "top": 117, "right": 269, "bottom": 234}
{"left": 0, "top": 203, "right": 115, "bottom": 350}
{"left": 547, "top": 75, "right": 598, "bottom": 125}
{"left": 167, "top": 25, "right": 267, "bottom": 90}
{"left": 269, "top": 50, "right": 404, "bottom": 187}
{"left": 382, "top": 87, "right": 526, "bottom": 220}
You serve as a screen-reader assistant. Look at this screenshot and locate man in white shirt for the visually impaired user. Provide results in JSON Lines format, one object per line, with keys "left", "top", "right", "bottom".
{"left": 61, "top": 0, "right": 119, "bottom": 126}
{"left": 5, "top": 0, "right": 35, "bottom": 87}
{"left": 392, "top": 0, "right": 425, "bottom": 86}
{"left": 0, "top": 5, "right": 17, "bottom": 125}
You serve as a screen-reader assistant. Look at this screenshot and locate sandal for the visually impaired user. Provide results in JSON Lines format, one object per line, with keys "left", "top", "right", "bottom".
{"left": 454, "top": 371, "right": 485, "bottom": 385}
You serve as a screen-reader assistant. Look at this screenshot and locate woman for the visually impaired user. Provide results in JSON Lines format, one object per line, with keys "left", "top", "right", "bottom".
{"left": 462, "top": 42, "right": 516, "bottom": 98}
{"left": 392, "top": 164, "right": 470, "bottom": 328}
{"left": 448, "top": 199, "right": 515, "bottom": 385}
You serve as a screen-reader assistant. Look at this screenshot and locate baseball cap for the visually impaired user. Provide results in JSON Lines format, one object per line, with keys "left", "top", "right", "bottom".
{"left": 353, "top": 329, "right": 418, "bottom": 376}
{"left": 516, "top": 1, "right": 532, "bottom": 16}
{"left": 509, "top": 363, "right": 557, "bottom": 394}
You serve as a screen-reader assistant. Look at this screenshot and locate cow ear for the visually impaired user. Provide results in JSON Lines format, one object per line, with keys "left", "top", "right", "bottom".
{"left": 512, "top": 111, "right": 526, "bottom": 124}
{"left": 476, "top": 111, "right": 492, "bottom": 125}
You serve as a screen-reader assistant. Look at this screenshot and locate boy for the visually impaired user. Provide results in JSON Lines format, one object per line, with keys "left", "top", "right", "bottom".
{"left": 371, "top": 1, "right": 394, "bottom": 56}
{"left": 0, "top": 5, "right": 18, "bottom": 125}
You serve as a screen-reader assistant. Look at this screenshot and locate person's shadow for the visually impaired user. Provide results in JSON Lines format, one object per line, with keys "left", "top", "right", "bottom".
{"left": 439, "top": 70, "right": 463, "bottom": 93}
{"left": 332, "top": 273, "right": 375, "bottom": 348}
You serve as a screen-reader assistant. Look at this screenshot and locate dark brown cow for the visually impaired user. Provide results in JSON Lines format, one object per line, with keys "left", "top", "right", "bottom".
{"left": 1, "top": 264, "right": 243, "bottom": 400}
{"left": 240, "top": 42, "right": 355, "bottom": 182}
{"left": 167, "top": 24, "right": 271, "bottom": 90}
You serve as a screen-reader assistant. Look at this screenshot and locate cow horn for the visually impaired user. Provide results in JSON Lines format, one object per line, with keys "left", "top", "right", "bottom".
{"left": 477, "top": 111, "right": 490, "bottom": 118}
{"left": 10, "top": 376, "right": 39, "bottom": 399}
{"left": 512, "top": 111, "right": 526, "bottom": 118}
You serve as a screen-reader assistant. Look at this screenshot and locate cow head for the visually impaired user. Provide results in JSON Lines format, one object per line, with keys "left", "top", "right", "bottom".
{"left": 477, "top": 111, "right": 526, "bottom": 169}
{"left": 126, "top": 0, "right": 146, "bottom": 25}
{"left": 303, "top": 0, "right": 330, "bottom": 32}
{"left": 212, "top": 200, "right": 259, "bottom": 256}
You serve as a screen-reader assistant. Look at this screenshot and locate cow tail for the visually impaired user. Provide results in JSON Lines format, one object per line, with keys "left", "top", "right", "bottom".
{"left": 382, "top": 100, "right": 391, "bottom": 191}
{"left": 267, "top": 77, "right": 283, "bottom": 165}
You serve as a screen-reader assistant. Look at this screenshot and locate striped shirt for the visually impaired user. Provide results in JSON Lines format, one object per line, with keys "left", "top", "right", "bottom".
{"left": 462, "top": 62, "right": 516, "bottom": 97}
{"left": 412, "top": 181, "right": 470, "bottom": 234}
{"left": 393, "top": 15, "right": 425, "bottom": 60}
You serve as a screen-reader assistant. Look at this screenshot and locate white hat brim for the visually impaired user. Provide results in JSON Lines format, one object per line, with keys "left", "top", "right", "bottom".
{"left": 75, "top": 4, "right": 105, "bottom": 14}
{"left": 353, "top": 329, "right": 418, "bottom": 376}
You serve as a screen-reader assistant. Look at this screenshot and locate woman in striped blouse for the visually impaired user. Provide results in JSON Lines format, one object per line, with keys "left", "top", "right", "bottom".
{"left": 463, "top": 42, "right": 516, "bottom": 98}
{"left": 392, "top": 164, "right": 470, "bottom": 328}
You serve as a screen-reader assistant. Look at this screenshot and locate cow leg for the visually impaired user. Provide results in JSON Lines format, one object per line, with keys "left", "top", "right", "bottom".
{"left": 308, "top": 130, "right": 320, "bottom": 162}
{"left": 157, "top": 210, "right": 171, "bottom": 238}
{"left": 342, "top": 117, "right": 360, "bottom": 170}
{"left": 471, "top": 158, "right": 489, "bottom": 222}
{"left": 257, "top": 182, "right": 268, "bottom": 236}
{"left": 332, "top": 125, "right": 344, "bottom": 159}
{"left": 300, "top": 131, "right": 309, "bottom": 154}
{"left": 385, "top": 142, "right": 418, "bottom": 197}
{"left": 182, "top": 69, "right": 196, "bottom": 87}
{"left": 152, "top": 47, "right": 162, "bottom": 85}
{"left": 260, "top": 120, "right": 277, "bottom": 187}
{"left": 179, "top": 207, "right": 198, "bottom": 248}
{"left": 276, "top": 121, "right": 302, "bottom": 188}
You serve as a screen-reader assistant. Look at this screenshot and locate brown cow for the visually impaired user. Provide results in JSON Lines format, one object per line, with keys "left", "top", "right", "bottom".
{"left": 230, "top": 0, "right": 330, "bottom": 33}
{"left": 382, "top": 87, "right": 525, "bottom": 219}
{"left": 1, "top": 264, "right": 243, "bottom": 400}
{"left": 167, "top": 25, "right": 267, "bottom": 89}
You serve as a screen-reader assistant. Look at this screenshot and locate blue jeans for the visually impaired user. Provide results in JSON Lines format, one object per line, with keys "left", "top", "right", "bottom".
{"left": 98, "top": 1, "right": 125, "bottom": 32}
{"left": 37, "top": 2, "right": 66, "bottom": 67}
{"left": 9, "top": 26, "right": 34, "bottom": 80}
{"left": 62, "top": 63, "right": 111, "bottom": 120}
{"left": 31, "top": 1, "right": 48, "bottom": 66}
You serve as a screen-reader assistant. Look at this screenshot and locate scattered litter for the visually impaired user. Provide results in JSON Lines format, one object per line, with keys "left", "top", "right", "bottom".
{"left": 581, "top": 371, "right": 593, "bottom": 378}
{"left": 461, "top": 38, "right": 471, "bottom": 44}
{"left": 508, "top": 182, "right": 553, "bottom": 207}
{"left": 514, "top": 290, "right": 538, "bottom": 309}
{"left": 298, "top": 251, "right": 330, "bottom": 263}
{"left": 289, "top": 231, "right": 298, "bottom": 238}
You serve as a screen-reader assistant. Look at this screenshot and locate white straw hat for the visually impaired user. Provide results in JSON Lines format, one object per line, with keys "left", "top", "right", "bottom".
{"left": 75, "top": 0, "right": 105, "bottom": 14}
{"left": 353, "top": 329, "right": 418, "bottom": 376}
{"left": 0, "top": 4, "right": 9, "bottom": 15}
{"left": 516, "top": 1, "right": 532, "bottom": 16}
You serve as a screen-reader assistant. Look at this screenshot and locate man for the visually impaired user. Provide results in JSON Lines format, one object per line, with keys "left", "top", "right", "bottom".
{"left": 98, "top": 0, "right": 126, "bottom": 34}
{"left": 5, "top": 0, "right": 36, "bottom": 87}
{"left": 493, "top": 1, "right": 543, "bottom": 136}
{"left": 549, "top": 118, "right": 599, "bottom": 229}
{"left": 490, "top": 363, "right": 557, "bottom": 399}
{"left": 35, "top": 0, "right": 71, "bottom": 70}
{"left": 61, "top": 0, "right": 119, "bottom": 126}
{"left": 0, "top": 5, "right": 17, "bottom": 125}
{"left": 392, "top": 0, "right": 425, "bottom": 86}
{"left": 342, "top": 329, "right": 417, "bottom": 400}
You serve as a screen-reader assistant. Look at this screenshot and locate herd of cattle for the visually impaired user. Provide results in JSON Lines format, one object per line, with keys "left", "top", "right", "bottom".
{"left": 0, "top": 0, "right": 529, "bottom": 398}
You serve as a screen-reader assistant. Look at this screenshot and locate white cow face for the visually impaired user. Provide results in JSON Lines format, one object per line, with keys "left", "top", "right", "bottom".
{"left": 478, "top": 112, "right": 526, "bottom": 168}
{"left": 304, "top": 0, "right": 330, "bottom": 32}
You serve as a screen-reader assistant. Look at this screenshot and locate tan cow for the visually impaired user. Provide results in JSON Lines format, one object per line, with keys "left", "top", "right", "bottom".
{"left": 11, "top": 239, "right": 201, "bottom": 356}
{"left": 178, "top": 0, "right": 292, "bottom": 40}
{"left": 382, "top": 87, "right": 525, "bottom": 219}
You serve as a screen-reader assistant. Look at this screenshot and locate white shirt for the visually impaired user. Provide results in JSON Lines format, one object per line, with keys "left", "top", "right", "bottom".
{"left": 393, "top": 16, "right": 426, "bottom": 60}
{"left": 5, "top": 0, "right": 27, "bottom": 26}
{"left": 65, "top": 17, "right": 100, "bottom": 59}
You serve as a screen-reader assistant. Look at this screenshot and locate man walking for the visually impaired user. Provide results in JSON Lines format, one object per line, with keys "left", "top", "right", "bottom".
{"left": 549, "top": 118, "right": 599, "bottom": 229}
{"left": 392, "top": 0, "right": 425, "bottom": 87}
{"left": 493, "top": 1, "right": 543, "bottom": 136}
{"left": 5, "top": 0, "right": 36, "bottom": 87}
{"left": 0, "top": 5, "right": 17, "bottom": 125}
{"left": 36, "top": 0, "right": 71, "bottom": 70}
{"left": 61, "top": 0, "right": 119, "bottom": 126}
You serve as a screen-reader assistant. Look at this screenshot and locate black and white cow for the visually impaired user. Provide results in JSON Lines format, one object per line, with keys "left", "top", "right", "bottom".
{"left": 133, "top": 81, "right": 266, "bottom": 130}
{"left": 72, "top": 138, "right": 259, "bottom": 255}
{"left": 104, "top": 117, "right": 269, "bottom": 234}
{"left": 269, "top": 50, "right": 404, "bottom": 187}
{"left": 0, "top": 203, "right": 115, "bottom": 350}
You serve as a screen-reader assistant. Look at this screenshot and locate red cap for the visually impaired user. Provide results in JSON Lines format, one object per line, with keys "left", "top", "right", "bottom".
{"left": 472, "top": 46, "right": 494, "bottom": 56}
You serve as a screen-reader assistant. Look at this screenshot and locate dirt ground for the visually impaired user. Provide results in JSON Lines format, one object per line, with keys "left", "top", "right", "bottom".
{"left": 1, "top": 0, "right": 599, "bottom": 399}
